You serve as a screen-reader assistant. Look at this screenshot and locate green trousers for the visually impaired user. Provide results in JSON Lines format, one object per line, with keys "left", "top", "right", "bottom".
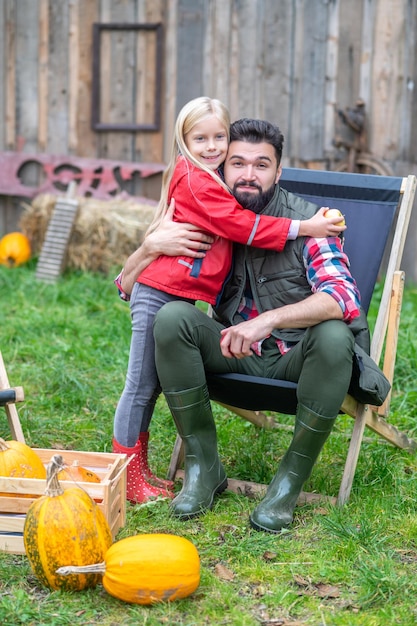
{"left": 154, "top": 301, "right": 354, "bottom": 417}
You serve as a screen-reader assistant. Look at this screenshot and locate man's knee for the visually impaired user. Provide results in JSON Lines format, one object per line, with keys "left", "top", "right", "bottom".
{"left": 154, "top": 301, "right": 197, "bottom": 348}
{"left": 307, "top": 320, "right": 354, "bottom": 362}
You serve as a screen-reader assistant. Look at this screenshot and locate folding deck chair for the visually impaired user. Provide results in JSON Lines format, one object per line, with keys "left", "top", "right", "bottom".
{"left": 167, "top": 168, "right": 417, "bottom": 506}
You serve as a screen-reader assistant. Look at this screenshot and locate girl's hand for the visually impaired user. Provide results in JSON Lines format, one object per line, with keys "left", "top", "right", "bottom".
{"left": 298, "top": 207, "right": 346, "bottom": 238}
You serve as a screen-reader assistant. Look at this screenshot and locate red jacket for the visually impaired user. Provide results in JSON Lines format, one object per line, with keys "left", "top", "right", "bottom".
{"left": 138, "top": 156, "right": 291, "bottom": 305}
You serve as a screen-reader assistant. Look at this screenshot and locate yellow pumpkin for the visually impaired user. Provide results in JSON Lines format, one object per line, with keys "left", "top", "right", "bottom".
{"left": 0, "top": 438, "right": 46, "bottom": 479}
{"left": 56, "top": 533, "right": 201, "bottom": 604}
{"left": 57, "top": 460, "right": 101, "bottom": 484}
{"left": 23, "top": 454, "right": 113, "bottom": 591}
{"left": 0, "top": 232, "right": 31, "bottom": 267}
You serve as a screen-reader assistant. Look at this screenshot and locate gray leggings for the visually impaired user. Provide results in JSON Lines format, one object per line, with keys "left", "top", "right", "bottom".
{"left": 114, "top": 283, "right": 193, "bottom": 447}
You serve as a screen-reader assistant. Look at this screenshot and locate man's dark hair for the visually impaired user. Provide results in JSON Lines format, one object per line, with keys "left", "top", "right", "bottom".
{"left": 229, "top": 118, "right": 284, "bottom": 164}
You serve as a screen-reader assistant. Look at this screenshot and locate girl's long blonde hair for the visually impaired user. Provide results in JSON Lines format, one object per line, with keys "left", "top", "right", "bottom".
{"left": 146, "top": 97, "right": 231, "bottom": 235}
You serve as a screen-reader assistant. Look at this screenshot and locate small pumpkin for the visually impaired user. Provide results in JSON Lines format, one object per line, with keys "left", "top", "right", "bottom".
{"left": 57, "top": 533, "right": 200, "bottom": 604}
{"left": 57, "top": 460, "right": 101, "bottom": 484}
{"left": 0, "top": 438, "right": 46, "bottom": 479}
{"left": 0, "top": 232, "right": 31, "bottom": 267}
{"left": 23, "top": 454, "right": 112, "bottom": 591}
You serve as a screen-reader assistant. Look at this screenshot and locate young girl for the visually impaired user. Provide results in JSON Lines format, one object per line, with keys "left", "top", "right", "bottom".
{"left": 113, "top": 97, "right": 344, "bottom": 504}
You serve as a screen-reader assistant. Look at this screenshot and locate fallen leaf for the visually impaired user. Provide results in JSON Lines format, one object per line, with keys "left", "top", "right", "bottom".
{"left": 293, "top": 574, "right": 310, "bottom": 587}
{"left": 314, "top": 582, "right": 340, "bottom": 598}
{"left": 214, "top": 563, "right": 235, "bottom": 581}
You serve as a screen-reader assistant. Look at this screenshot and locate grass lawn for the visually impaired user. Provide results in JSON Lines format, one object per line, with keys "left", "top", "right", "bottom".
{"left": 1, "top": 262, "right": 417, "bottom": 626}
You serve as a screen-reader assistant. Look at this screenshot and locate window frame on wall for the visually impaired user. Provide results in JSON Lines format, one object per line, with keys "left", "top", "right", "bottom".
{"left": 91, "top": 22, "right": 163, "bottom": 132}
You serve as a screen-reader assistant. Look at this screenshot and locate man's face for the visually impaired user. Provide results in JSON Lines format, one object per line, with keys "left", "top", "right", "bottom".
{"left": 223, "top": 140, "right": 282, "bottom": 213}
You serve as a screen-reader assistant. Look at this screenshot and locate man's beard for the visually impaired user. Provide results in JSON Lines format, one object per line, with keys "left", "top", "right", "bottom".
{"left": 232, "top": 181, "right": 276, "bottom": 214}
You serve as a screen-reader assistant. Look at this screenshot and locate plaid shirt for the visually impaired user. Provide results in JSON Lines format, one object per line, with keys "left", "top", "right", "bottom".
{"left": 114, "top": 271, "right": 129, "bottom": 301}
{"left": 237, "top": 235, "right": 361, "bottom": 356}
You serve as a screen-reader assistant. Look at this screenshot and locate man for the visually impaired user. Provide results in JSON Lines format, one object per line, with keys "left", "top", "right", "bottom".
{"left": 149, "top": 118, "right": 362, "bottom": 534}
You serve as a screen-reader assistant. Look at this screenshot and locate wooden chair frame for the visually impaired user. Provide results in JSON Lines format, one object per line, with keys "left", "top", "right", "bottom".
{"left": 0, "top": 351, "right": 25, "bottom": 442}
{"left": 167, "top": 170, "right": 417, "bottom": 506}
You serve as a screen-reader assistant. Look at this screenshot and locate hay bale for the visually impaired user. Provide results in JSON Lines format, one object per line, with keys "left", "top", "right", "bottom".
{"left": 19, "top": 194, "right": 157, "bottom": 273}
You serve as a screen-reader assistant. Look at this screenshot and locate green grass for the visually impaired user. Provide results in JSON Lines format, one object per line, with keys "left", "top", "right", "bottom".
{"left": 1, "top": 262, "right": 417, "bottom": 625}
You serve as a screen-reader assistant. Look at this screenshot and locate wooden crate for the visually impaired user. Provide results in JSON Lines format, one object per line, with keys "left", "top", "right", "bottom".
{"left": 0, "top": 448, "right": 127, "bottom": 554}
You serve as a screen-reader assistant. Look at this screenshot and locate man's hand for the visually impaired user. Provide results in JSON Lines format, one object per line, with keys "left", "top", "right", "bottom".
{"left": 146, "top": 199, "right": 214, "bottom": 258}
{"left": 219, "top": 293, "right": 343, "bottom": 359}
{"left": 120, "top": 199, "right": 214, "bottom": 295}
{"left": 219, "top": 311, "right": 276, "bottom": 359}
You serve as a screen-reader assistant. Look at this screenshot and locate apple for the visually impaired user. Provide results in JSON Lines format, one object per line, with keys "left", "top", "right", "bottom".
{"left": 324, "top": 208, "right": 345, "bottom": 227}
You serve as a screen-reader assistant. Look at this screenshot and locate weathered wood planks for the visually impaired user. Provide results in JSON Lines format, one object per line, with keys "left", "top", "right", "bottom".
{"left": 1, "top": 0, "right": 417, "bottom": 277}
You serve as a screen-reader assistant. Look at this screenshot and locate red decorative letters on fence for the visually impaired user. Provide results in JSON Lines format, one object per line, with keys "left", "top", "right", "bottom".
{"left": 0, "top": 152, "right": 165, "bottom": 200}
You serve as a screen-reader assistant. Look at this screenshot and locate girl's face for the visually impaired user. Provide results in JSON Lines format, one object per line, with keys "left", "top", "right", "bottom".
{"left": 184, "top": 115, "right": 228, "bottom": 171}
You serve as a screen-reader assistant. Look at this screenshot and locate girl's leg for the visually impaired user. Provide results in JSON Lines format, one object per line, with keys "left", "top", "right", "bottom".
{"left": 114, "top": 283, "right": 169, "bottom": 446}
{"left": 113, "top": 284, "right": 183, "bottom": 502}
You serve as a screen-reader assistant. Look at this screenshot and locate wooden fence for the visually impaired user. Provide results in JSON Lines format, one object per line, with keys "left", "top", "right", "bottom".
{"left": 1, "top": 0, "right": 417, "bottom": 277}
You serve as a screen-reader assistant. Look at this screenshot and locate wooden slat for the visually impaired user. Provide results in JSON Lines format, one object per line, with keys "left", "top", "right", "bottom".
{"left": 176, "top": 0, "right": 205, "bottom": 106}
{"left": 358, "top": 0, "right": 375, "bottom": 105}
{"left": 96, "top": 0, "right": 111, "bottom": 174}
{"left": 15, "top": 0, "right": 39, "bottom": 154}
{"left": 371, "top": 0, "right": 403, "bottom": 161}
{"left": 105, "top": 0, "right": 135, "bottom": 161}
{"left": 216, "top": 403, "right": 279, "bottom": 430}
{"left": 68, "top": 0, "right": 79, "bottom": 152}
{"left": 37, "top": 0, "right": 48, "bottom": 150}
{"left": 292, "top": 0, "right": 328, "bottom": 161}
{"left": 335, "top": 0, "right": 363, "bottom": 116}
{"left": 209, "top": 2, "right": 233, "bottom": 104}
{"left": 0, "top": 513, "right": 25, "bottom": 533}
{"left": 324, "top": 0, "right": 339, "bottom": 154}
{"left": 75, "top": 0, "right": 98, "bottom": 157}
{"left": 0, "top": 351, "right": 25, "bottom": 442}
{"left": 5, "top": 0, "right": 16, "bottom": 149}
{"left": 47, "top": 1, "right": 70, "bottom": 153}
{"left": 235, "top": 0, "right": 260, "bottom": 117}
{"left": 337, "top": 402, "right": 369, "bottom": 505}
{"left": 0, "top": 4, "right": 5, "bottom": 148}
{"left": 136, "top": 0, "right": 165, "bottom": 198}
{"left": 379, "top": 271, "right": 405, "bottom": 416}
{"left": 162, "top": 0, "right": 178, "bottom": 163}
{"left": 0, "top": 533, "right": 25, "bottom": 555}
{"left": 228, "top": 2, "right": 239, "bottom": 120}
{"left": 261, "top": 0, "right": 292, "bottom": 132}
{"left": 174, "top": 469, "right": 336, "bottom": 506}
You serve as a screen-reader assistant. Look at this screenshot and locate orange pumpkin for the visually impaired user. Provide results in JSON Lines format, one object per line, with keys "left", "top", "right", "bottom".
{"left": 57, "top": 460, "right": 101, "bottom": 484}
{"left": 0, "top": 232, "right": 31, "bottom": 267}
{"left": 23, "top": 454, "right": 112, "bottom": 591}
{"left": 0, "top": 438, "right": 46, "bottom": 479}
{"left": 56, "top": 533, "right": 201, "bottom": 604}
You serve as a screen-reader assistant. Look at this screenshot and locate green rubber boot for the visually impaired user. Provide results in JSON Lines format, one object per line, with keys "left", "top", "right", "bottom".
{"left": 164, "top": 384, "right": 228, "bottom": 519}
{"left": 250, "top": 404, "right": 337, "bottom": 533}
